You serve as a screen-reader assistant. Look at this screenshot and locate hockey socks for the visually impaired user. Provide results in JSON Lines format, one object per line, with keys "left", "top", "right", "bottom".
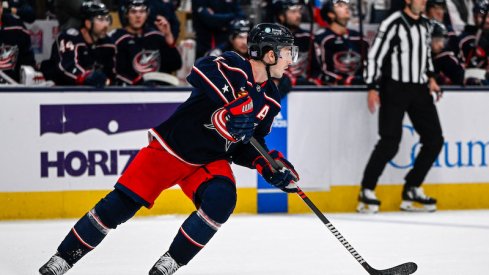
{"left": 169, "top": 210, "right": 220, "bottom": 265}
{"left": 57, "top": 189, "right": 141, "bottom": 265}
{"left": 57, "top": 208, "right": 109, "bottom": 265}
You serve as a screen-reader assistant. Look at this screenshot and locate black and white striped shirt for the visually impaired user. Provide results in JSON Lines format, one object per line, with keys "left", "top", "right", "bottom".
{"left": 364, "top": 11, "right": 435, "bottom": 90}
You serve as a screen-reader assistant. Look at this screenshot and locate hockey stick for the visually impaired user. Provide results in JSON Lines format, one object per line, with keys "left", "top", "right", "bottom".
{"left": 249, "top": 137, "right": 417, "bottom": 275}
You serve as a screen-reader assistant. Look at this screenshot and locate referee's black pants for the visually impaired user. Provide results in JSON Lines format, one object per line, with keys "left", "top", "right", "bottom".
{"left": 361, "top": 79, "right": 444, "bottom": 190}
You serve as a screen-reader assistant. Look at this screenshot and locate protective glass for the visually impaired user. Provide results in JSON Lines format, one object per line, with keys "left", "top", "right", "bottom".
{"left": 278, "top": 45, "right": 299, "bottom": 63}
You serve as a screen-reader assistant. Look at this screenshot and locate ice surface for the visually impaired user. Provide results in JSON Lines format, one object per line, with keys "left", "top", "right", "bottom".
{"left": 1, "top": 210, "right": 488, "bottom": 274}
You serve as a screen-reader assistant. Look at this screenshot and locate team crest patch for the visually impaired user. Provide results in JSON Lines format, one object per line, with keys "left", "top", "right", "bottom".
{"left": 133, "top": 50, "right": 161, "bottom": 74}
{"left": 0, "top": 44, "right": 19, "bottom": 71}
{"left": 204, "top": 108, "right": 236, "bottom": 151}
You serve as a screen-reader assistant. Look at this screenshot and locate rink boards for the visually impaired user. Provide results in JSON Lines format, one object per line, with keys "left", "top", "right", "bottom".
{"left": 1, "top": 87, "right": 489, "bottom": 219}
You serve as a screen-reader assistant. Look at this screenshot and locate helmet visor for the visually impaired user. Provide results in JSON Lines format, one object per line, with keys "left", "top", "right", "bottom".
{"left": 278, "top": 45, "right": 299, "bottom": 63}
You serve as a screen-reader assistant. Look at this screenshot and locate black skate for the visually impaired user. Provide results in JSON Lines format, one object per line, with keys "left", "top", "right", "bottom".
{"left": 39, "top": 253, "right": 71, "bottom": 275}
{"left": 149, "top": 251, "right": 182, "bottom": 275}
{"left": 400, "top": 186, "right": 437, "bottom": 212}
{"left": 356, "top": 188, "right": 381, "bottom": 213}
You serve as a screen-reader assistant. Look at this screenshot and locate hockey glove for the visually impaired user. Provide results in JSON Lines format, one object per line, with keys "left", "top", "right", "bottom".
{"left": 223, "top": 96, "right": 256, "bottom": 144}
{"left": 253, "top": 150, "right": 299, "bottom": 193}
{"left": 77, "top": 70, "right": 108, "bottom": 87}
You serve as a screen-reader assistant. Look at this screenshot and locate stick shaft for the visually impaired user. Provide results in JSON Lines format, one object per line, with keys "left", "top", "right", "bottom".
{"left": 249, "top": 137, "right": 368, "bottom": 267}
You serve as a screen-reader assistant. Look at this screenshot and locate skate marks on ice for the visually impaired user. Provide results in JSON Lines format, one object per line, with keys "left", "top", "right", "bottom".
{"left": 0, "top": 211, "right": 488, "bottom": 274}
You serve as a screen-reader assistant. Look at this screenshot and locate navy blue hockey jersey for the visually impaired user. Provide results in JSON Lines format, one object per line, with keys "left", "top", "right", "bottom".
{"left": 150, "top": 51, "right": 281, "bottom": 166}
{"left": 0, "top": 13, "right": 35, "bottom": 82}
{"left": 111, "top": 27, "right": 182, "bottom": 85}
{"left": 283, "top": 28, "right": 321, "bottom": 85}
{"left": 41, "top": 28, "right": 115, "bottom": 85}
{"left": 315, "top": 28, "right": 369, "bottom": 85}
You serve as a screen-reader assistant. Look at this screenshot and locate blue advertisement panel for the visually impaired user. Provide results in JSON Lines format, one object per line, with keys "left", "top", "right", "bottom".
{"left": 257, "top": 96, "right": 288, "bottom": 213}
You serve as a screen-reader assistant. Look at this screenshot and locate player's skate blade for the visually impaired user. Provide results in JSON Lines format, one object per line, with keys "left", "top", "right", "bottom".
{"left": 401, "top": 187, "right": 436, "bottom": 212}
{"left": 39, "top": 253, "right": 71, "bottom": 275}
{"left": 149, "top": 252, "right": 182, "bottom": 275}
{"left": 356, "top": 202, "right": 379, "bottom": 213}
{"left": 357, "top": 188, "right": 381, "bottom": 213}
{"left": 400, "top": 201, "right": 436, "bottom": 212}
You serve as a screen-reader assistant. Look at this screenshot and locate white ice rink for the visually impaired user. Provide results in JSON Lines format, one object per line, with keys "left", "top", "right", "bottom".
{"left": 1, "top": 210, "right": 488, "bottom": 275}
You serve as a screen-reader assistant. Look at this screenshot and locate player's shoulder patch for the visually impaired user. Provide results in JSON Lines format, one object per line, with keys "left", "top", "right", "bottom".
{"left": 66, "top": 28, "right": 80, "bottom": 36}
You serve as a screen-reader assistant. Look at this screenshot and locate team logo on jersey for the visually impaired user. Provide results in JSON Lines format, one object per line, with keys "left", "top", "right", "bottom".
{"left": 204, "top": 108, "right": 236, "bottom": 151}
{"left": 333, "top": 51, "right": 362, "bottom": 74}
{"left": 0, "top": 44, "right": 19, "bottom": 71}
{"left": 133, "top": 50, "right": 161, "bottom": 74}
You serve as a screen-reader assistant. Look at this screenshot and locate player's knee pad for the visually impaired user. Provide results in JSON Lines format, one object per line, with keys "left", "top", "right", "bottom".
{"left": 197, "top": 177, "right": 237, "bottom": 224}
{"left": 94, "top": 188, "right": 142, "bottom": 229}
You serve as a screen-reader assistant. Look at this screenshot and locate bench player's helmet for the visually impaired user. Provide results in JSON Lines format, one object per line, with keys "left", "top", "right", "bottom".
{"left": 229, "top": 19, "right": 252, "bottom": 38}
{"left": 122, "top": 0, "right": 149, "bottom": 14}
{"left": 320, "top": 0, "right": 350, "bottom": 23}
{"left": 273, "top": 0, "right": 304, "bottom": 16}
{"left": 431, "top": 20, "right": 448, "bottom": 38}
{"left": 427, "top": 0, "right": 446, "bottom": 9}
{"left": 248, "top": 23, "right": 297, "bottom": 65}
{"left": 80, "top": 1, "right": 110, "bottom": 21}
{"left": 474, "top": 0, "right": 489, "bottom": 15}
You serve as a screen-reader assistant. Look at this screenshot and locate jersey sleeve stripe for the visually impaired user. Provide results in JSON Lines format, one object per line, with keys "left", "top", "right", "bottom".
{"left": 115, "top": 34, "right": 131, "bottom": 45}
{"left": 216, "top": 61, "right": 236, "bottom": 98}
{"left": 58, "top": 63, "right": 77, "bottom": 79}
{"left": 264, "top": 93, "right": 281, "bottom": 108}
{"left": 192, "top": 65, "right": 229, "bottom": 104}
{"left": 74, "top": 44, "right": 86, "bottom": 74}
{"left": 216, "top": 59, "right": 248, "bottom": 80}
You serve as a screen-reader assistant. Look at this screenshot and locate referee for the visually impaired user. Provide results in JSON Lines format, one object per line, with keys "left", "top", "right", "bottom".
{"left": 357, "top": 0, "right": 444, "bottom": 213}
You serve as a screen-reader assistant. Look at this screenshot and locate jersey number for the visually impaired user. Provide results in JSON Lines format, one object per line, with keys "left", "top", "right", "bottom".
{"left": 59, "top": 40, "right": 75, "bottom": 53}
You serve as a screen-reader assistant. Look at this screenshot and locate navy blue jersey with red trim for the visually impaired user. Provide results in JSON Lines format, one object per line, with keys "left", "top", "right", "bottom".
{"left": 315, "top": 28, "right": 369, "bottom": 85}
{"left": 433, "top": 50, "right": 464, "bottom": 85}
{"left": 151, "top": 51, "right": 281, "bottom": 166}
{"left": 110, "top": 27, "right": 182, "bottom": 85}
{"left": 283, "top": 28, "right": 321, "bottom": 85}
{"left": 457, "top": 25, "right": 488, "bottom": 69}
{"left": 42, "top": 28, "right": 115, "bottom": 85}
{"left": 0, "top": 13, "right": 35, "bottom": 82}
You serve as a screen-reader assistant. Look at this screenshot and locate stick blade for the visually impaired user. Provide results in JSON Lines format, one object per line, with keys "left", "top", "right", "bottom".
{"left": 375, "top": 262, "right": 418, "bottom": 275}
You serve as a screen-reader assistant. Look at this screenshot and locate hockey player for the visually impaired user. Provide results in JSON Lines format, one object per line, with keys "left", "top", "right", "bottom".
{"left": 0, "top": 1, "right": 35, "bottom": 83}
{"left": 205, "top": 18, "right": 252, "bottom": 58}
{"left": 111, "top": 0, "right": 182, "bottom": 85}
{"left": 40, "top": 1, "right": 115, "bottom": 87}
{"left": 316, "top": 0, "right": 369, "bottom": 85}
{"left": 118, "top": 0, "right": 181, "bottom": 40}
{"left": 39, "top": 22, "right": 300, "bottom": 275}
{"left": 431, "top": 20, "right": 465, "bottom": 85}
{"left": 457, "top": 0, "right": 489, "bottom": 69}
{"left": 273, "top": 0, "right": 322, "bottom": 85}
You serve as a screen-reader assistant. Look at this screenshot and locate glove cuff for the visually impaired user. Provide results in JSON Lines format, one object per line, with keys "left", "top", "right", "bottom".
{"left": 252, "top": 155, "right": 272, "bottom": 178}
